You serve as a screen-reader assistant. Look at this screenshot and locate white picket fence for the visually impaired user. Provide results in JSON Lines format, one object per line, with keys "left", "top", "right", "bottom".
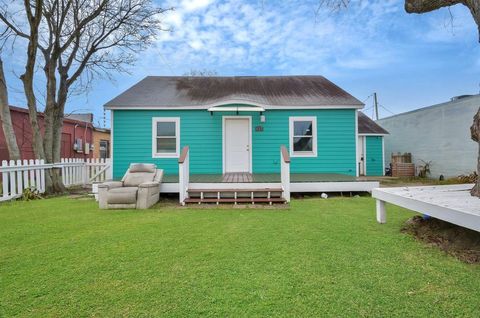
{"left": 0, "top": 158, "right": 111, "bottom": 202}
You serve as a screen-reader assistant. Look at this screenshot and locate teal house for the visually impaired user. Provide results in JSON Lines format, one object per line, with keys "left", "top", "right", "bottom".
{"left": 105, "top": 76, "right": 387, "bottom": 204}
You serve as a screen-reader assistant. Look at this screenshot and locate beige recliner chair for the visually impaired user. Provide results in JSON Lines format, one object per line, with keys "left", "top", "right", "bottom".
{"left": 98, "top": 163, "right": 163, "bottom": 209}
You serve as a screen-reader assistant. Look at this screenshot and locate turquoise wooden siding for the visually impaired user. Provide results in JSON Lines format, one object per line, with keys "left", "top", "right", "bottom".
{"left": 112, "top": 109, "right": 357, "bottom": 178}
{"left": 365, "top": 136, "right": 384, "bottom": 176}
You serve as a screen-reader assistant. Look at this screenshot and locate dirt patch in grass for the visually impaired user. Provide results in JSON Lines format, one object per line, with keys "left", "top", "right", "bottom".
{"left": 402, "top": 216, "right": 480, "bottom": 264}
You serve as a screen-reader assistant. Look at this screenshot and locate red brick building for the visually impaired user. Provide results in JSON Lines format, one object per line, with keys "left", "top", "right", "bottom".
{"left": 0, "top": 106, "right": 95, "bottom": 162}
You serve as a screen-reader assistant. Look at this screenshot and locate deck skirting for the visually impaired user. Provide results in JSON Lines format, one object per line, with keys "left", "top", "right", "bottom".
{"left": 161, "top": 181, "right": 379, "bottom": 194}
{"left": 290, "top": 181, "right": 379, "bottom": 193}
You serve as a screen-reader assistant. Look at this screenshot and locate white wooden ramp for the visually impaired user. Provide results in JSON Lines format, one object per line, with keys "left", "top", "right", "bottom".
{"left": 372, "top": 184, "right": 480, "bottom": 232}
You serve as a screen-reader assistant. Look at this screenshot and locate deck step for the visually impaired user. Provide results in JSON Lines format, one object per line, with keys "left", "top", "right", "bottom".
{"left": 184, "top": 187, "right": 286, "bottom": 205}
{"left": 187, "top": 188, "right": 283, "bottom": 193}
{"left": 184, "top": 197, "right": 286, "bottom": 204}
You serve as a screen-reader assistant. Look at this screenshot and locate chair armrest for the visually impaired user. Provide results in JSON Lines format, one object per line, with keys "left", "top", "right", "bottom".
{"left": 138, "top": 181, "right": 160, "bottom": 189}
{"left": 98, "top": 181, "right": 123, "bottom": 190}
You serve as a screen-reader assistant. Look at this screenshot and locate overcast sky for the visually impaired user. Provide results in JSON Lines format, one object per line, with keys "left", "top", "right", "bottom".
{"left": 3, "top": 0, "right": 480, "bottom": 127}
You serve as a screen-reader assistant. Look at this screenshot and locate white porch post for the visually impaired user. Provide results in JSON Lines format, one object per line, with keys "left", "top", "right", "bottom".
{"left": 178, "top": 146, "right": 190, "bottom": 205}
{"left": 376, "top": 199, "right": 386, "bottom": 223}
{"left": 280, "top": 145, "right": 291, "bottom": 202}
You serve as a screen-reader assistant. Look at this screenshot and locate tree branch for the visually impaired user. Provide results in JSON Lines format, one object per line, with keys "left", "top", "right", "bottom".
{"left": 405, "top": 0, "right": 465, "bottom": 13}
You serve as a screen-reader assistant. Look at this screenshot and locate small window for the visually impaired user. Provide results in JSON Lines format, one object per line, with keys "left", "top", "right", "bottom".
{"left": 152, "top": 117, "right": 180, "bottom": 158}
{"left": 99, "top": 140, "right": 109, "bottom": 159}
{"left": 289, "top": 116, "right": 317, "bottom": 157}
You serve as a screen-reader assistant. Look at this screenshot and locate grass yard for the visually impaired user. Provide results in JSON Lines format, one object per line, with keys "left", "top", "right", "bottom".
{"left": 0, "top": 196, "right": 479, "bottom": 317}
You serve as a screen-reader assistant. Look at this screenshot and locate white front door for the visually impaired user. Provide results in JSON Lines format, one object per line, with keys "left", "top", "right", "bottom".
{"left": 358, "top": 136, "right": 366, "bottom": 176}
{"left": 224, "top": 118, "right": 250, "bottom": 173}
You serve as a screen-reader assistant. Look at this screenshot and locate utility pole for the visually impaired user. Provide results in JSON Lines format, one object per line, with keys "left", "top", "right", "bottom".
{"left": 373, "top": 92, "right": 379, "bottom": 120}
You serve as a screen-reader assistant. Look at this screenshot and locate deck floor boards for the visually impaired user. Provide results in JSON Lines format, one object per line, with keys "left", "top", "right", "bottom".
{"left": 372, "top": 184, "right": 480, "bottom": 232}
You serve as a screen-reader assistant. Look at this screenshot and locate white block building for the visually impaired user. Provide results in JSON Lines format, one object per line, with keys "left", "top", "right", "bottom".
{"left": 377, "top": 95, "right": 479, "bottom": 178}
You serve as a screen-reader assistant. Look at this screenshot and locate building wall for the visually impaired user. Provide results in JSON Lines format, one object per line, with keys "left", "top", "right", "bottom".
{"left": 365, "top": 136, "right": 383, "bottom": 176}
{"left": 0, "top": 107, "right": 95, "bottom": 162}
{"left": 112, "top": 108, "right": 357, "bottom": 178}
{"left": 377, "top": 95, "right": 479, "bottom": 178}
{"left": 92, "top": 130, "right": 111, "bottom": 158}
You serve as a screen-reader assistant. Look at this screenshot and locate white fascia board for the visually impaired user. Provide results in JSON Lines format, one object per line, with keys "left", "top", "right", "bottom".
{"left": 208, "top": 106, "right": 265, "bottom": 112}
{"left": 104, "top": 103, "right": 363, "bottom": 110}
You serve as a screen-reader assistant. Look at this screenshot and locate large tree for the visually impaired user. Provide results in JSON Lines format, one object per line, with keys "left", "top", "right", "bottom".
{"left": 404, "top": 0, "right": 480, "bottom": 196}
{"left": 0, "top": 0, "right": 168, "bottom": 192}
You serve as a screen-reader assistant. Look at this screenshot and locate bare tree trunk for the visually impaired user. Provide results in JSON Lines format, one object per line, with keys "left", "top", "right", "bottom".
{"left": 470, "top": 108, "right": 480, "bottom": 197}
{"left": 19, "top": 0, "right": 54, "bottom": 192}
{"left": 49, "top": 102, "right": 66, "bottom": 193}
{"left": 0, "top": 57, "right": 20, "bottom": 160}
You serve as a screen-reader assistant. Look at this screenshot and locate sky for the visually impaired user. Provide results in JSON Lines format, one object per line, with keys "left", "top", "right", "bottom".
{"left": 2, "top": 0, "right": 480, "bottom": 127}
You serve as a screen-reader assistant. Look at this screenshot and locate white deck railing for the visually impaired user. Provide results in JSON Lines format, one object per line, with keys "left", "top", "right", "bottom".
{"left": 280, "top": 145, "right": 291, "bottom": 202}
{"left": 178, "top": 146, "right": 190, "bottom": 205}
{"left": 0, "top": 158, "right": 111, "bottom": 202}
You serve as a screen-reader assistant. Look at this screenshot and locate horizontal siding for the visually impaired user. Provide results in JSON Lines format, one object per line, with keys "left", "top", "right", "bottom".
{"left": 112, "top": 109, "right": 356, "bottom": 178}
{"left": 251, "top": 109, "right": 356, "bottom": 175}
{"left": 366, "top": 136, "right": 383, "bottom": 176}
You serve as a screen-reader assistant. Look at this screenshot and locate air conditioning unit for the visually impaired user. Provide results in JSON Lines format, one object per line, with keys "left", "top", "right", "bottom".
{"left": 73, "top": 138, "right": 83, "bottom": 152}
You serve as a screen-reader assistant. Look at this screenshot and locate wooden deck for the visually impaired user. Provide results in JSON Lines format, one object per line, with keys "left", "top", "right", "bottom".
{"left": 373, "top": 184, "right": 480, "bottom": 232}
{"left": 163, "top": 173, "right": 358, "bottom": 184}
{"left": 222, "top": 172, "right": 254, "bottom": 183}
{"left": 160, "top": 172, "right": 379, "bottom": 194}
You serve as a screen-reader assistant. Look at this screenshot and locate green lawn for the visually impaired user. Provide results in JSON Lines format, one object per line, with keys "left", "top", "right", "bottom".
{"left": 0, "top": 197, "right": 479, "bottom": 317}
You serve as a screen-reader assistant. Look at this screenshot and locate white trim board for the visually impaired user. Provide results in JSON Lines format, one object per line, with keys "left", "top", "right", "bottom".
{"left": 382, "top": 137, "right": 385, "bottom": 176}
{"left": 355, "top": 110, "right": 359, "bottom": 177}
{"left": 162, "top": 181, "right": 379, "bottom": 193}
{"left": 110, "top": 110, "right": 114, "bottom": 177}
{"left": 357, "top": 135, "right": 366, "bottom": 176}
{"left": 105, "top": 101, "right": 364, "bottom": 110}
{"left": 289, "top": 116, "right": 318, "bottom": 158}
{"left": 290, "top": 181, "right": 379, "bottom": 193}
{"left": 222, "top": 116, "right": 252, "bottom": 174}
{"left": 364, "top": 135, "right": 368, "bottom": 176}
{"left": 152, "top": 117, "right": 180, "bottom": 158}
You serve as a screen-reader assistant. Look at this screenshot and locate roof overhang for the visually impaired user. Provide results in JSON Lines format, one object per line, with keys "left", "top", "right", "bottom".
{"left": 105, "top": 97, "right": 365, "bottom": 110}
{"left": 105, "top": 104, "right": 364, "bottom": 111}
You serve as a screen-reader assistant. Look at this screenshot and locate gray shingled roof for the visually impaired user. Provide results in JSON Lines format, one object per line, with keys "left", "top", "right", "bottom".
{"left": 104, "top": 76, "right": 364, "bottom": 109}
{"left": 358, "top": 112, "right": 389, "bottom": 135}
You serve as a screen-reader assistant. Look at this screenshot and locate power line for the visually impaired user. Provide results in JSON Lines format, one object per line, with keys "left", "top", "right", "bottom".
{"left": 379, "top": 103, "right": 396, "bottom": 115}
{"left": 361, "top": 94, "right": 373, "bottom": 103}
{"left": 363, "top": 105, "right": 373, "bottom": 112}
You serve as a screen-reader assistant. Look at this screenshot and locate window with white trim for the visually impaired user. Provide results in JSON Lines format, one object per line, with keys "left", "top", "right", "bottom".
{"left": 289, "top": 116, "right": 317, "bottom": 157}
{"left": 152, "top": 117, "right": 180, "bottom": 158}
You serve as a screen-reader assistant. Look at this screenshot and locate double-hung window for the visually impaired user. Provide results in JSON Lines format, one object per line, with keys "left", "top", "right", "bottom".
{"left": 289, "top": 116, "right": 317, "bottom": 157}
{"left": 152, "top": 117, "right": 180, "bottom": 158}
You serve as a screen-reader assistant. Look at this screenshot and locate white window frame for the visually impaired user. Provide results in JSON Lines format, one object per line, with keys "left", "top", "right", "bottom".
{"left": 289, "top": 116, "right": 317, "bottom": 157}
{"left": 152, "top": 117, "right": 180, "bottom": 158}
